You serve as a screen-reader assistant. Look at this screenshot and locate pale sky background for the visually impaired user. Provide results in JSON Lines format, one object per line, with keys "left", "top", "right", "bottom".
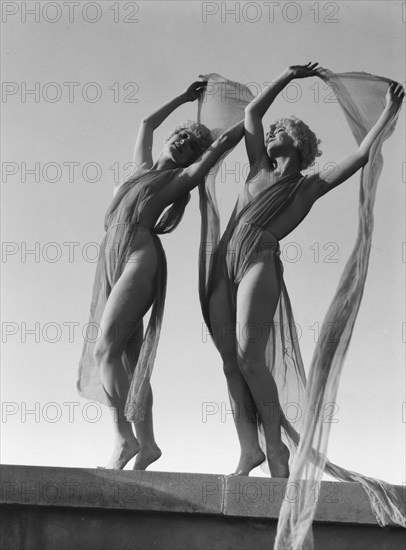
{"left": 1, "top": 1, "right": 405, "bottom": 483}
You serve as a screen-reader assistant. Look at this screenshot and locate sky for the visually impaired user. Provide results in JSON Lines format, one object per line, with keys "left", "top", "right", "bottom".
{"left": 1, "top": 1, "right": 405, "bottom": 484}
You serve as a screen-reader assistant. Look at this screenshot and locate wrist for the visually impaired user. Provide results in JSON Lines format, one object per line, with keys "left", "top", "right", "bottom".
{"left": 176, "top": 93, "right": 189, "bottom": 104}
{"left": 264, "top": 70, "right": 292, "bottom": 91}
{"left": 283, "top": 68, "right": 294, "bottom": 81}
{"left": 387, "top": 102, "right": 400, "bottom": 114}
{"left": 382, "top": 104, "right": 397, "bottom": 121}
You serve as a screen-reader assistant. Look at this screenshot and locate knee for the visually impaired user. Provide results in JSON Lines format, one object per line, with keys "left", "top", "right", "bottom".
{"left": 219, "top": 350, "right": 239, "bottom": 378}
{"left": 223, "top": 357, "right": 239, "bottom": 377}
{"left": 237, "top": 352, "right": 262, "bottom": 379}
{"left": 93, "top": 338, "right": 122, "bottom": 366}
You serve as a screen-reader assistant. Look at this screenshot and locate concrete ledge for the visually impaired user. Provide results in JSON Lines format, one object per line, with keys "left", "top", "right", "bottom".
{"left": 1, "top": 465, "right": 224, "bottom": 516}
{"left": 222, "top": 476, "right": 401, "bottom": 525}
{"left": 2, "top": 464, "right": 404, "bottom": 525}
{"left": 1, "top": 465, "right": 405, "bottom": 550}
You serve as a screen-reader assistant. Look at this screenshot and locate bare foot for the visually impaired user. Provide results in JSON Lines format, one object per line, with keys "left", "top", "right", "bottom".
{"left": 267, "top": 443, "right": 290, "bottom": 478}
{"left": 105, "top": 437, "right": 140, "bottom": 469}
{"left": 232, "top": 449, "right": 266, "bottom": 476}
{"left": 133, "top": 445, "right": 162, "bottom": 470}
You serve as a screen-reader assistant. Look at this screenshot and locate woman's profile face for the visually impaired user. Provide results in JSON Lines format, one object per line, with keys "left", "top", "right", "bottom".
{"left": 266, "top": 125, "right": 295, "bottom": 156}
{"left": 166, "top": 130, "right": 201, "bottom": 167}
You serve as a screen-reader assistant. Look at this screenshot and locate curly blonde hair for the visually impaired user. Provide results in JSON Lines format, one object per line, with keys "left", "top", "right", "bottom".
{"left": 166, "top": 120, "right": 213, "bottom": 156}
{"left": 266, "top": 117, "right": 322, "bottom": 170}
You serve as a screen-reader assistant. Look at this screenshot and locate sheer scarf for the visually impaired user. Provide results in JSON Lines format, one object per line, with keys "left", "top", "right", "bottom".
{"left": 197, "top": 71, "right": 405, "bottom": 549}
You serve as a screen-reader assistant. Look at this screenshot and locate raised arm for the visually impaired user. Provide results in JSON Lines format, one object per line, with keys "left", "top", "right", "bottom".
{"left": 161, "top": 121, "right": 245, "bottom": 202}
{"left": 305, "top": 82, "right": 404, "bottom": 201}
{"left": 244, "top": 62, "right": 320, "bottom": 166}
{"left": 131, "top": 80, "right": 207, "bottom": 170}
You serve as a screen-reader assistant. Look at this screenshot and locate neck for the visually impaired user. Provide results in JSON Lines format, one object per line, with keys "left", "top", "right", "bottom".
{"left": 152, "top": 152, "right": 178, "bottom": 171}
{"left": 271, "top": 156, "right": 301, "bottom": 178}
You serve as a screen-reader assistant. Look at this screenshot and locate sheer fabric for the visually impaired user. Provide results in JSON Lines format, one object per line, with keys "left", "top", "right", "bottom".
{"left": 77, "top": 168, "right": 189, "bottom": 423}
{"left": 197, "top": 72, "right": 405, "bottom": 549}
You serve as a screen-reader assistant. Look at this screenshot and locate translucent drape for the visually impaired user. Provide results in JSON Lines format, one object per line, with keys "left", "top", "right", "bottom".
{"left": 197, "top": 71, "right": 405, "bottom": 550}
{"left": 77, "top": 168, "right": 188, "bottom": 423}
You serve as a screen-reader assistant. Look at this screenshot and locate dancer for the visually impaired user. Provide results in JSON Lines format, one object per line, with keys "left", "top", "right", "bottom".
{"left": 77, "top": 80, "right": 244, "bottom": 469}
{"left": 199, "top": 64, "right": 404, "bottom": 478}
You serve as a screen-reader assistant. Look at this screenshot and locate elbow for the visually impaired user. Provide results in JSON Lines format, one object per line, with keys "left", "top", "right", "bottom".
{"left": 141, "top": 117, "right": 155, "bottom": 129}
{"left": 245, "top": 104, "right": 262, "bottom": 125}
{"left": 245, "top": 103, "right": 258, "bottom": 117}
{"left": 217, "top": 133, "right": 230, "bottom": 146}
{"left": 359, "top": 150, "right": 370, "bottom": 166}
{"left": 219, "top": 129, "right": 243, "bottom": 147}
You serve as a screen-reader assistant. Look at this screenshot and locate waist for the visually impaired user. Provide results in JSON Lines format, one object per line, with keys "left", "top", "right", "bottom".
{"left": 241, "top": 222, "right": 279, "bottom": 247}
{"left": 219, "top": 224, "right": 280, "bottom": 259}
{"left": 106, "top": 221, "right": 154, "bottom": 233}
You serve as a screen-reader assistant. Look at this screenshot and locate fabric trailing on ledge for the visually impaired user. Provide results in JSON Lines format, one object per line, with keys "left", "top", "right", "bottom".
{"left": 197, "top": 71, "right": 405, "bottom": 550}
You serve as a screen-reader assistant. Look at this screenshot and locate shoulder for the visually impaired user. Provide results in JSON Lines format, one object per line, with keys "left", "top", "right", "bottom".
{"left": 113, "top": 166, "right": 153, "bottom": 197}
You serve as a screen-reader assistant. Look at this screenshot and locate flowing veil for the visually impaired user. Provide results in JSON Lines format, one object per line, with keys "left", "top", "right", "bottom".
{"left": 197, "top": 71, "right": 405, "bottom": 550}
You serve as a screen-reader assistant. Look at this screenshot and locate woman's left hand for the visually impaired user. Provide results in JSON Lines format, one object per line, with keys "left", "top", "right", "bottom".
{"left": 183, "top": 80, "right": 207, "bottom": 102}
{"left": 385, "top": 81, "right": 405, "bottom": 113}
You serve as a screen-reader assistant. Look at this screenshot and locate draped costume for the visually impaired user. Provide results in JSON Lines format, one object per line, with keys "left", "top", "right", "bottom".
{"left": 197, "top": 72, "right": 405, "bottom": 549}
{"left": 77, "top": 168, "right": 189, "bottom": 423}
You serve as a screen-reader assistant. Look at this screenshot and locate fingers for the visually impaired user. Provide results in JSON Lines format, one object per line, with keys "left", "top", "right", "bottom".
{"left": 394, "top": 83, "right": 405, "bottom": 98}
{"left": 388, "top": 81, "right": 405, "bottom": 100}
{"left": 306, "top": 61, "right": 319, "bottom": 71}
{"left": 187, "top": 80, "right": 207, "bottom": 98}
{"left": 195, "top": 81, "right": 208, "bottom": 91}
{"left": 184, "top": 79, "right": 208, "bottom": 101}
{"left": 189, "top": 80, "right": 207, "bottom": 89}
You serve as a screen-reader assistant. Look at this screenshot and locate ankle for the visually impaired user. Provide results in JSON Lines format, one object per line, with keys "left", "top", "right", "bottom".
{"left": 112, "top": 430, "right": 138, "bottom": 444}
{"left": 240, "top": 448, "right": 264, "bottom": 457}
{"left": 139, "top": 442, "right": 160, "bottom": 452}
{"left": 267, "top": 442, "right": 288, "bottom": 458}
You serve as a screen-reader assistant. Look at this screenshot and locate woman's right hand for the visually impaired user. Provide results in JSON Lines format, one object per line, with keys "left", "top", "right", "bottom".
{"left": 287, "top": 62, "right": 321, "bottom": 80}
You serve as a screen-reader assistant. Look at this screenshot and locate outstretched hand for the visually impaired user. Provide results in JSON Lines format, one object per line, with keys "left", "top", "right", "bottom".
{"left": 183, "top": 80, "right": 207, "bottom": 102}
{"left": 385, "top": 82, "right": 405, "bottom": 113}
{"left": 287, "top": 62, "right": 322, "bottom": 79}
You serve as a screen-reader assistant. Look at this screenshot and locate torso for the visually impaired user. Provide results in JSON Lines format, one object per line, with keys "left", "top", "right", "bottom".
{"left": 237, "top": 166, "right": 314, "bottom": 242}
{"left": 109, "top": 167, "right": 181, "bottom": 230}
{"left": 130, "top": 168, "right": 179, "bottom": 229}
{"left": 105, "top": 168, "right": 181, "bottom": 261}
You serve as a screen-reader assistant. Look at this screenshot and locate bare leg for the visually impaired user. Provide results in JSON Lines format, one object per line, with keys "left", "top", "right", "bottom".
{"left": 122, "top": 325, "right": 162, "bottom": 470}
{"left": 133, "top": 385, "right": 162, "bottom": 470}
{"left": 209, "top": 278, "right": 265, "bottom": 475}
{"left": 94, "top": 249, "right": 158, "bottom": 469}
{"left": 236, "top": 258, "right": 290, "bottom": 478}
